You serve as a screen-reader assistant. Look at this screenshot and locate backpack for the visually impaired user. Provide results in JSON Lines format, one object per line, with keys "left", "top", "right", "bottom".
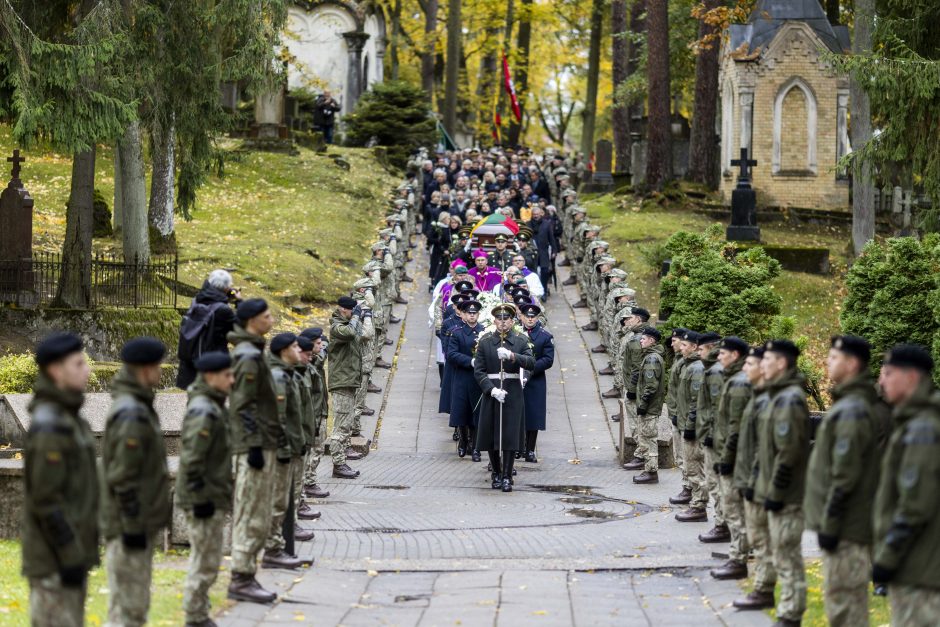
{"left": 177, "top": 300, "right": 229, "bottom": 362}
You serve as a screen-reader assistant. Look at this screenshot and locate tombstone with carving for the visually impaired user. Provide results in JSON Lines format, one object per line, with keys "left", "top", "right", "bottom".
{"left": 0, "top": 150, "right": 34, "bottom": 296}
{"left": 718, "top": 0, "right": 851, "bottom": 210}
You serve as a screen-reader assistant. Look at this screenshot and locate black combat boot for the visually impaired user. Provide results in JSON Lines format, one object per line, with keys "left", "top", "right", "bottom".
{"left": 227, "top": 572, "right": 276, "bottom": 604}
{"left": 488, "top": 451, "right": 502, "bottom": 488}
{"left": 457, "top": 427, "right": 469, "bottom": 458}
{"left": 502, "top": 454, "right": 515, "bottom": 492}
{"left": 525, "top": 431, "right": 538, "bottom": 462}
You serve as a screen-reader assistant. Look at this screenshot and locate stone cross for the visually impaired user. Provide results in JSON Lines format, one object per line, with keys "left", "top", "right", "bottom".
{"left": 0, "top": 149, "right": 35, "bottom": 262}
{"left": 7, "top": 150, "right": 25, "bottom": 180}
{"left": 730, "top": 147, "right": 757, "bottom": 187}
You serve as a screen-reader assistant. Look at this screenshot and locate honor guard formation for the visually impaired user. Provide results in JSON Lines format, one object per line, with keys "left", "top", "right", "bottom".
{"left": 19, "top": 145, "right": 940, "bottom": 627}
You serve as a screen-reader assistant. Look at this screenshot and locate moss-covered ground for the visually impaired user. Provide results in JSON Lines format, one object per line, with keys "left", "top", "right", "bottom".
{"left": 0, "top": 125, "right": 399, "bottom": 331}
{"left": 0, "top": 539, "right": 232, "bottom": 626}
{"left": 582, "top": 186, "right": 853, "bottom": 396}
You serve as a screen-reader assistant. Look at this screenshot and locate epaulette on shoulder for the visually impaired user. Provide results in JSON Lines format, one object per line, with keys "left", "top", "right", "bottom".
{"left": 903, "top": 417, "right": 940, "bottom": 445}
{"left": 29, "top": 403, "right": 73, "bottom": 435}
{"left": 186, "top": 395, "right": 217, "bottom": 419}
{"left": 775, "top": 387, "right": 807, "bottom": 409}
{"left": 232, "top": 342, "right": 261, "bottom": 361}
{"left": 832, "top": 397, "right": 869, "bottom": 421}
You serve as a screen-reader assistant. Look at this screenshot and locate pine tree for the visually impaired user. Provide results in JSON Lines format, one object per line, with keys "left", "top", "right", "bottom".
{"left": 345, "top": 81, "right": 438, "bottom": 168}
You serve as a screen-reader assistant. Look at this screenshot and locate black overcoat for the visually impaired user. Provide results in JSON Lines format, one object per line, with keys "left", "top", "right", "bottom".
{"left": 447, "top": 321, "right": 484, "bottom": 427}
{"left": 473, "top": 329, "right": 536, "bottom": 451}
{"left": 437, "top": 311, "right": 460, "bottom": 413}
{"left": 523, "top": 322, "right": 555, "bottom": 431}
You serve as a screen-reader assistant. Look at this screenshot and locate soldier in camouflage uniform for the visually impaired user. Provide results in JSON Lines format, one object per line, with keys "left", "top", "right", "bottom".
{"left": 696, "top": 332, "right": 727, "bottom": 541}
{"left": 176, "top": 351, "right": 234, "bottom": 627}
{"left": 733, "top": 347, "right": 776, "bottom": 610}
{"left": 709, "top": 336, "right": 752, "bottom": 580}
{"left": 579, "top": 242, "right": 609, "bottom": 330}
{"left": 805, "top": 335, "right": 883, "bottom": 626}
{"left": 294, "top": 335, "right": 325, "bottom": 518}
{"left": 619, "top": 308, "right": 652, "bottom": 462}
{"left": 23, "top": 333, "right": 98, "bottom": 627}
{"left": 631, "top": 327, "right": 666, "bottom": 484}
{"left": 572, "top": 230, "right": 601, "bottom": 307}
{"left": 352, "top": 277, "right": 378, "bottom": 436}
{"left": 666, "top": 328, "right": 691, "bottom": 504}
{"left": 328, "top": 296, "right": 367, "bottom": 478}
{"left": 752, "top": 339, "right": 809, "bottom": 626}
{"left": 675, "top": 331, "right": 708, "bottom": 522}
{"left": 101, "top": 337, "right": 171, "bottom": 626}
{"left": 301, "top": 328, "right": 330, "bottom": 500}
{"left": 226, "top": 298, "right": 280, "bottom": 603}
{"left": 264, "top": 333, "right": 311, "bottom": 569}
{"left": 598, "top": 288, "right": 636, "bottom": 379}
{"left": 873, "top": 344, "right": 940, "bottom": 626}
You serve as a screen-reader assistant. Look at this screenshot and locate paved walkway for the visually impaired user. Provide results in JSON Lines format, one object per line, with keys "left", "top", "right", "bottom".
{"left": 218, "top": 254, "right": 772, "bottom": 627}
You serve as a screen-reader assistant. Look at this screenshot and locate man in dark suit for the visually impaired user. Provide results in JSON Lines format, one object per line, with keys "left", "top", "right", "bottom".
{"left": 520, "top": 303, "right": 555, "bottom": 462}
{"left": 528, "top": 206, "right": 558, "bottom": 298}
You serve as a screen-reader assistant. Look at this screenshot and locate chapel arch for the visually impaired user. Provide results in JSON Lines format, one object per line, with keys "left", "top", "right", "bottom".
{"left": 772, "top": 77, "right": 817, "bottom": 175}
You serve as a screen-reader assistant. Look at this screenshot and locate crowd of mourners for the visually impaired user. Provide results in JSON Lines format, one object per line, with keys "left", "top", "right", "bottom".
{"left": 18, "top": 142, "right": 940, "bottom": 627}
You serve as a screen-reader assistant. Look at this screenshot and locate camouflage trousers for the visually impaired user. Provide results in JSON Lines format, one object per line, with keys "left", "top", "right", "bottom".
{"left": 743, "top": 499, "right": 776, "bottom": 593}
{"left": 353, "top": 371, "right": 372, "bottom": 434}
{"left": 681, "top": 438, "right": 707, "bottom": 509}
{"left": 637, "top": 409, "right": 659, "bottom": 472}
{"left": 768, "top": 505, "right": 807, "bottom": 622}
{"left": 890, "top": 584, "right": 940, "bottom": 627}
{"left": 624, "top": 399, "right": 644, "bottom": 459}
{"left": 29, "top": 573, "right": 86, "bottom": 627}
{"left": 183, "top": 511, "right": 225, "bottom": 624}
{"left": 104, "top": 536, "right": 154, "bottom": 627}
{"left": 266, "top": 456, "right": 303, "bottom": 551}
{"left": 703, "top": 446, "right": 724, "bottom": 525}
{"left": 303, "top": 420, "right": 325, "bottom": 488}
{"left": 328, "top": 388, "right": 357, "bottom": 465}
{"left": 672, "top": 423, "right": 688, "bottom": 487}
{"left": 719, "top": 474, "right": 748, "bottom": 562}
{"left": 821, "top": 539, "right": 870, "bottom": 627}
{"left": 231, "top": 449, "right": 276, "bottom": 575}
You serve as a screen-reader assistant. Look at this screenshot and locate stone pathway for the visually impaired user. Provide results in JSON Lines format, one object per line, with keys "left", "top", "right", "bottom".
{"left": 218, "top": 255, "right": 772, "bottom": 627}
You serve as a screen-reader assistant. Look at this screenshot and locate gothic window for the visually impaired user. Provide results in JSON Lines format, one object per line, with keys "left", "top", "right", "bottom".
{"left": 721, "top": 80, "right": 735, "bottom": 175}
{"left": 772, "top": 77, "right": 817, "bottom": 175}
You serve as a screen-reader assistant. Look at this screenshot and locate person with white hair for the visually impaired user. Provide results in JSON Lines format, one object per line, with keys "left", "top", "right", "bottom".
{"left": 175, "top": 269, "right": 240, "bottom": 389}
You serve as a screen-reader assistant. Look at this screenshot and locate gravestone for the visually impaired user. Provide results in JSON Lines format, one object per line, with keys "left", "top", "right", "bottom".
{"left": 593, "top": 140, "right": 614, "bottom": 187}
{"left": 0, "top": 151, "right": 34, "bottom": 295}
{"left": 726, "top": 148, "right": 761, "bottom": 242}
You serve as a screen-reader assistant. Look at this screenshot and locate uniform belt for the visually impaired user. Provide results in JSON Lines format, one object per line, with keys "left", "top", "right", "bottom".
{"left": 487, "top": 373, "right": 520, "bottom": 380}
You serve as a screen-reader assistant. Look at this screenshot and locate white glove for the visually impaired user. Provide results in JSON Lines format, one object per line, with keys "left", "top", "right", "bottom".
{"left": 496, "top": 347, "right": 513, "bottom": 361}
{"left": 471, "top": 358, "right": 475, "bottom": 368}
{"left": 490, "top": 388, "right": 507, "bottom": 403}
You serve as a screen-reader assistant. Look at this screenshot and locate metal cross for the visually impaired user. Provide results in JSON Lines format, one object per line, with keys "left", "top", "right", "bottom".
{"left": 730, "top": 147, "right": 757, "bottom": 183}
{"left": 7, "top": 150, "right": 25, "bottom": 180}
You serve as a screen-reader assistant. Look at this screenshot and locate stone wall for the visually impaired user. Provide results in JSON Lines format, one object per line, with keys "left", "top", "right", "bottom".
{"left": 719, "top": 22, "right": 850, "bottom": 210}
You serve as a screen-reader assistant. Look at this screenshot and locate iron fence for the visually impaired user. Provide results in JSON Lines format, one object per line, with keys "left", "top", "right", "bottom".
{"left": 0, "top": 251, "right": 178, "bottom": 309}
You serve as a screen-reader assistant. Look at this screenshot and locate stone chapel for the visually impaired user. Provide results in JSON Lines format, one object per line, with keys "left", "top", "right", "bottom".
{"left": 718, "top": 0, "right": 851, "bottom": 209}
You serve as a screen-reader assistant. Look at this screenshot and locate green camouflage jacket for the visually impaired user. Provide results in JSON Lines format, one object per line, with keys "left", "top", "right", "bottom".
{"left": 175, "top": 377, "right": 232, "bottom": 511}
{"left": 228, "top": 325, "right": 282, "bottom": 453}
{"left": 636, "top": 344, "right": 666, "bottom": 417}
{"left": 676, "top": 354, "right": 703, "bottom": 433}
{"left": 715, "top": 358, "right": 750, "bottom": 468}
{"left": 269, "top": 354, "right": 306, "bottom": 457}
{"left": 753, "top": 369, "right": 809, "bottom": 505}
{"left": 696, "top": 348, "right": 723, "bottom": 445}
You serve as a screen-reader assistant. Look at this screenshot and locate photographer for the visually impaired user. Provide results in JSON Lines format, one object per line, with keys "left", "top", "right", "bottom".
{"left": 313, "top": 90, "right": 342, "bottom": 144}
{"left": 176, "top": 269, "right": 239, "bottom": 389}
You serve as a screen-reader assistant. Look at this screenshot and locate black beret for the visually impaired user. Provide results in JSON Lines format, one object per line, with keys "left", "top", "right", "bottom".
{"left": 698, "top": 332, "right": 722, "bottom": 345}
{"left": 120, "top": 337, "right": 167, "bottom": 365}
{"left": 831, "top": 335, "right": 871, "bottom": 363}
{"left": 236, "top": 298, "right": 268, "bottom": 321}
{"left": 764, "top": 339, "right": 800, "bottom": 360}
{"left": 641, "top": 327, "right": 662, "bottom": 341}
{"left": 194, "top": 351, "right": 232, "bottom": 373}
{"left": 683, "top": 331, "right": 701, "bottom": 344}
{"left": 883, "top": 344, "right": 934, "bottom": 373}
{"left": 337, "top": 296, "right": 357, "bottom": 309}
{"left": 749, "top": 346, "right": 765, "bottom": 359}
{"left": 719, "top": 336, "right": 750, "bottom": 355}
{"left": 521, "top": 303, "right": 542, "bottom": 317}
{"left": 632, "top": 307, "right": 651, "bottom": 321}
{"left": 270, "top": 332, "right": 297, "bottom": 354}
{"left": 458, "top": 299, "right": 482, "bottom": 313}
{"left": 671, "top": 327, "right": 688, "bottom": 338}
{"left": 35, "top": 332, "right": 84, "bottom": 367}
{"left": 297, "top": 336, "right": 314, "bottom": 352}
{"left": 300, "top": 327, "right": 323, "bottom": 340}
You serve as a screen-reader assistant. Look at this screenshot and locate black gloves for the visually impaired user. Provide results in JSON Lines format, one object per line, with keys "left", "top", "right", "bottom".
{"left": 683, "top": 429, "right": 696, "bottom": 441}
{"left": 764, "top": 498, "right": 784, "bottom": 512}
{"left": 718, "top": 463, "right": 734, "bottom": 476}
{"left": 712, "top": 463, "right": 720, "bottom": 474}
{"left": 743, "top": 487, "right": 755, "bottom": 502}
{"left": 277, "top": 455, "right": 291, "bottom": 465}
{"left": 193, "top": 501, "right": 215, "bottom": 519}
{"left": 817, "top": 533, "right": 839, "bottom": 553}
{"left": 703, "top": 436, "right": 713, "bottom": 448}
{"left": 59, "top": 565, "right": 86, "bottom": 588}
{"left": 636, "top": 409, "right": 646, "bottom": 417}
{"left": 670, "top": 415, "right": 677, "bottom": 426}
{"left": 626, "top": 391, "right": 637, "bottom": 401}
{"left": 122, "top": 533, "right": 147, "bottom": 550}
{"left": 301, "top": 444, "right": 309, "bottom": 456}
{"left": 247, "top": 446, "right": 265, "bottom": 470}
{"left": 872, "top": 564, "right": 895, "bottom": 585}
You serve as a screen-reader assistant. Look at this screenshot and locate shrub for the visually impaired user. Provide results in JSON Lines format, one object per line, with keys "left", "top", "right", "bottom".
{"left": 344, "top": 81, "right": 437, "bottom": 169}
{"left": 659, "top": 225, "right": 782, "bottom": 342}
{"left": 0, "top": 353, "right": 38, "bottom": 394}
{"left": 841, "top": 235, "right": 940, "bottom": 382}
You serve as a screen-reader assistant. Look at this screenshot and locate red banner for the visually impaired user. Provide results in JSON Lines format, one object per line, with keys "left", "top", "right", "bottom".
{"left": 502, "top": 54, "right": 522, "bottom": 123}
{"left": 492, "top": 111, "right": 502, "bottom": 142}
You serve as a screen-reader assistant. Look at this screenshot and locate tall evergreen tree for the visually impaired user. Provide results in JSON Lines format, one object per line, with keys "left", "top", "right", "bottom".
{"left": 645, "top": 0, "right": 672, "bottom": 188}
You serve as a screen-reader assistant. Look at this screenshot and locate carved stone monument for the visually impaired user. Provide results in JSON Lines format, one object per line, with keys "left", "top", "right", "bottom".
{"left": 726, "top": 148, "right": 761, "bottom": 242}
{"left": 0, "top": 150, "right": 34, "bottom": 295}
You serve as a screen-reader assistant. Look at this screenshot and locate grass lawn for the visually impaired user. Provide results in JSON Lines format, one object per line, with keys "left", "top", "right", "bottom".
{"left": 738, "top": 558, "right": 890, "bottom": 626}
{"left": 0, "top": 539, "right": 232, "bottom": 626}
{"left": 0, "top": 124, "right": 399, "bottom": 330}
{"left": 582, "top": 188, "right": 853, "bottom": 399}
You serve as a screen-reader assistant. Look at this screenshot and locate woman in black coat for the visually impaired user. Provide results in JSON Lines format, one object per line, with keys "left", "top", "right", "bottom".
{"left": 473, "top": 304, "right": 535, "bottom": 492}
{"left": 520, "top": 304, "right": 555, "bottom": 462}
{"left": 427, "top": 211, "right": 453, "bottom": 283}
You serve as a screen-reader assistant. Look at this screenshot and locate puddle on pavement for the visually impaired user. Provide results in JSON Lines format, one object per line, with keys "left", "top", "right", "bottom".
{"left": 365, "top": 485, "right": 410, "bottom": 490}
{"left": 565, "top": 508, "right": 618, "bottom": 519}
{"left": 559, "top": 495, "right": 603, "bottom": 505}
{"left": 528, "top": 484, "right": 595, "bottom": 495}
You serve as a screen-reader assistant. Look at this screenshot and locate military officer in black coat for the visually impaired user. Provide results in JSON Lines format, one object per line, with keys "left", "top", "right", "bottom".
{"left": 447, "top": 300, "right": 485, "bottom": 461}
{"left": 520, "top": 303, "right": 555, "bottom": 462}
{"left": 474, "top": 303, "right": 536, "bottom": 492}
{"left": 438, "top": 292, "right": 472, "bottom": 415}
{"left": 486, "top": 234, "right": 515, "bottom": 272}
